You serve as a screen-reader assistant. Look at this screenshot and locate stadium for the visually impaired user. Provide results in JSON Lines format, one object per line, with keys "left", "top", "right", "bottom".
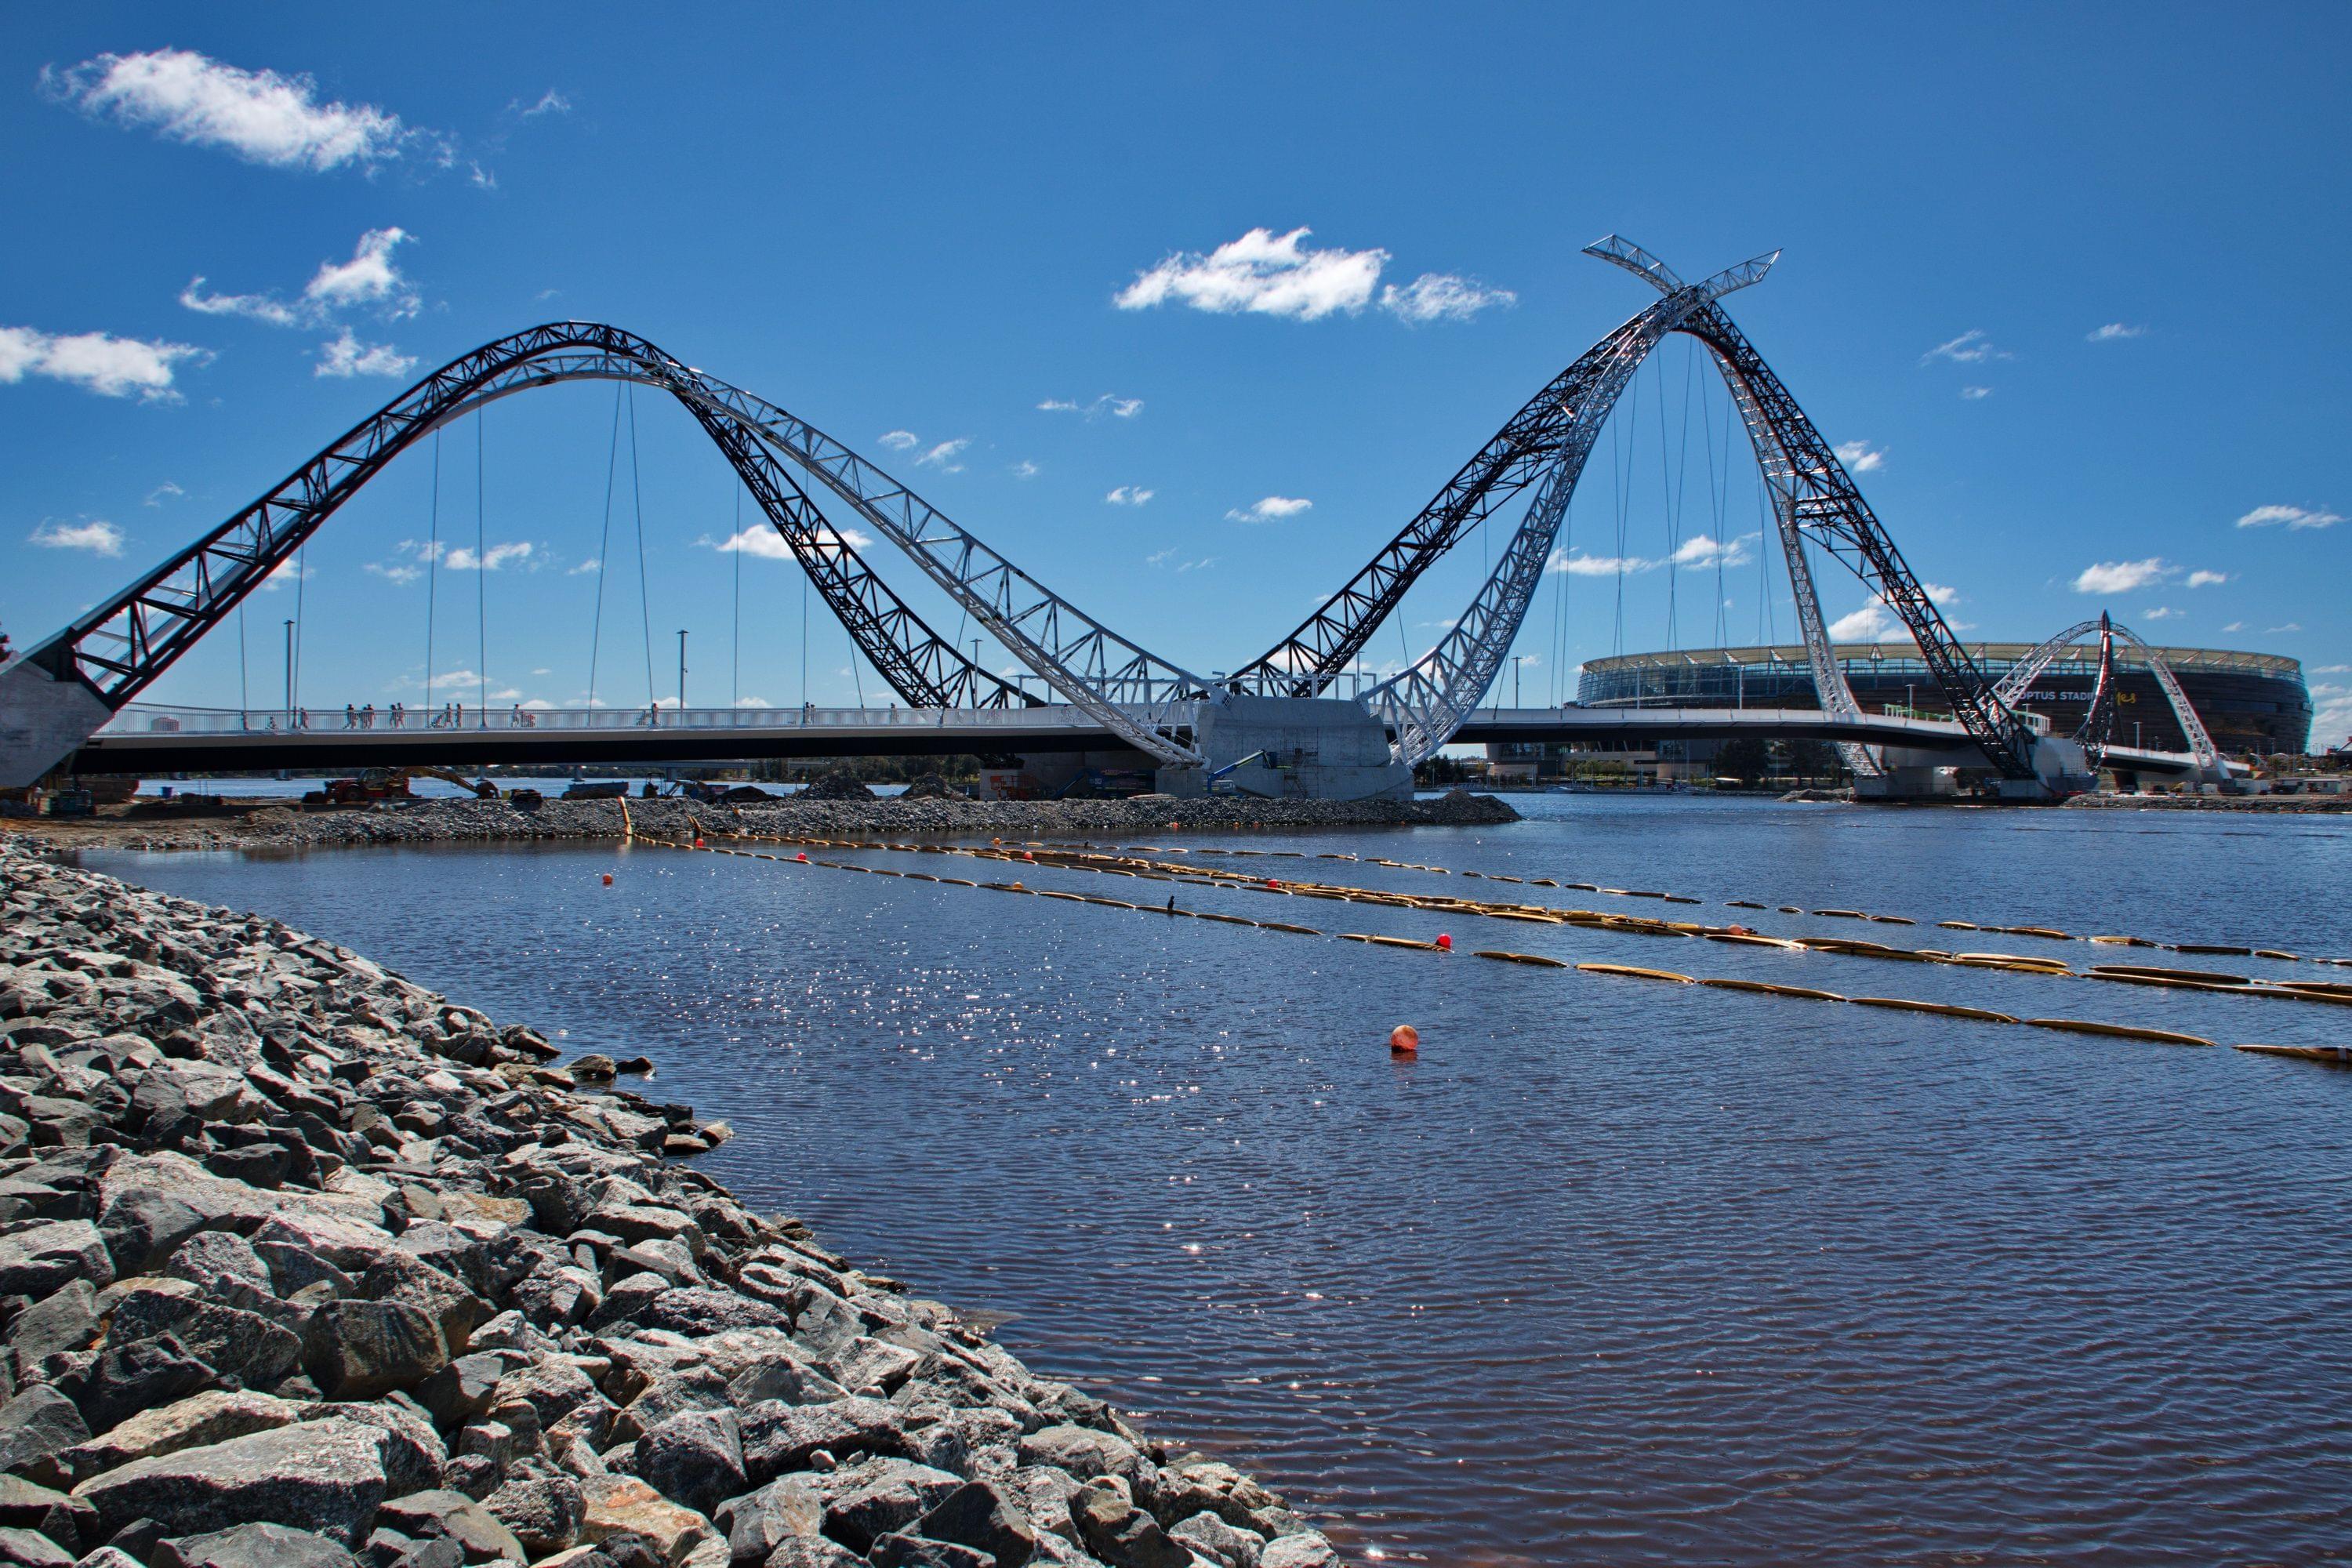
{"left": 1488, "top": 641, "right": 2311, "bottom": 777}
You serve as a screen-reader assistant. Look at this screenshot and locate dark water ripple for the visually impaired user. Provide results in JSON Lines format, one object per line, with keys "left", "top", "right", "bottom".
{"left": 86, "top": 797, "right": 2352, "bottom": 1565}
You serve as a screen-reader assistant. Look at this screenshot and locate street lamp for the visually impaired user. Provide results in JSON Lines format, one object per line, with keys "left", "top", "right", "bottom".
{"left": 677, "top": 630, "right": 688, "bottom": 711}
{"left": 282, "top": 619, "right": 295, "bottom": 717}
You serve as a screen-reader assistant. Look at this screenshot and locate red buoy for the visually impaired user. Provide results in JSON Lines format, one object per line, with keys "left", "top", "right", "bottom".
{"left": 1389, "top": 1024, "right": 1420, "bottom": 1055}
{"left": 693, "top": 837, "right": 706, "bottom": 849}
{"left": 1436, "top": 933, "right": 1454, "bottom": 950}
{"left": 1265, "top": 877, "right": 1281, "bottom": 890}
{"left": 601, "top": 873, "right": 614, "bottom": 886}
{"left": 794, "top": 851, "right": 808, "bottom": 862}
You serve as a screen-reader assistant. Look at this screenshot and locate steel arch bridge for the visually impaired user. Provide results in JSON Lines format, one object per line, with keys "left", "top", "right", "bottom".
{"left": 0, "top": 240, "right": 2143, "bottom": 797}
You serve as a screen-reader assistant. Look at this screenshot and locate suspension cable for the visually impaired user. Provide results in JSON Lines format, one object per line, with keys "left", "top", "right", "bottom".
{"left": 800, "top": 571, "right": 808, "bottom": 709}
{"left": 627, "top": 384, "right": 654, "bottom": 711}
{"left": 237, "top": 601, "right": 249, "bottom": 724}
{"left": 587, "top": 383, "right": 622, "bottom": 713}
{"left": 475, "top": 405, "right": 488, "bottom": 728}
{"left": 292, "top": 541, "right": 307, "bottom": 717}
{"left": 731, "top": 479, "right": 742, "bottom": 710}
{"left": 425, "top": 430, "right": 441, "bottom": 719}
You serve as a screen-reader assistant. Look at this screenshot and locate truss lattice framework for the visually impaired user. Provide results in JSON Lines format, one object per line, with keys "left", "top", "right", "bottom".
{"left": 1994, "top": 616, "right": 2223, "bottom": 776}
{"left": 433, "top": 354, "right": 1208, "bottom": 764}
{"left": 20, "top": 325, "right": 1036, "bottom": 720}
{"left": 1362, "top": 267, "right": 1766, "bottom": 765}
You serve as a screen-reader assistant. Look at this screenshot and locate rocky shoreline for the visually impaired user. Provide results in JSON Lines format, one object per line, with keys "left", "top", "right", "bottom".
{"left": 2061, "top": 792, "right": 2351, "bottom": 814}
{"left": 9, "top": 793, "right": 1517, "bottom": 856}
{"left": 0, "top": 842, "right": 1338, "bottom": 1568}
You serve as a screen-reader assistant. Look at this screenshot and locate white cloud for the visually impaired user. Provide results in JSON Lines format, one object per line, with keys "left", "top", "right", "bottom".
{"left": 1105, "top": 486, "right": 1154, "bottom": 507}
{"left": 45, "top": 49, "right": 415, "bottom": 172}
{"left": 363, "top": 561, "right": 422, "bottom": 585}
{"left": 2222, "top": 621, "right": 2246, "bottom": 633}
{"left": 1828, "top": 601, "right": 1902, "bottom": 641}
{"left": 1144, "top": 547, "right": 1174, "bottom": 568}
{"left": 1833, "top": 440, "right": 1886, "bottom": 474}
{"left": 2313, "top": 664, "right": 2351, "bottom": 674}
{"left": 1116, "top": 227, "right": 1387, "bottom": 321}
{"left": 315, "top": 328, "right": 416, "bottom": 379}
{"left": 567, "top": 557, "right": 600, "bottom": 575}
{"left": 143, "top": 481, "right": 183, "bottom": 507}
{"left": 1920, "top": 580, "right": 1961, "bottom": 606}
{"left": 877, "top": 430, "right": 919, "bottom": 452}
{"left": 1144, "top": 546, "right": 1212, "bottom": 571}
{"left": 2184, "top": 569, "right": 2228, "bottom": 588}
{"left": 443, "top": 540, "right": 535, "bottom": 571}
{"left": 1667, "top": 532, "right": 1755, "bottom": 569}
{"left": 516, "top": 90, "right": 571, "bottom": 118}
{"left": 1378, "top": 272, "right": 1516, "bottom": 325}
{"left": 2236, "top": 503, "right": 2342, "bottom": 531}
{"left": 1011, "top": 460, "right": 1040, "bottom": 480}
{"left": 915, "top": 438, "right": 969, "bottom": 473}
{"left": 304, "top": 228, "right": 418, "bottom": 314}
{"left": 179, "top": 279, "right": 299, "bottom": 325}
{"left": 1922, "top": 328, "right": 2008, "bottom": 365}
{"left": 2315, "top": 688, "right": 2352, "bottom": 750}
{"left": 734, "top": 696, "right": 771, "bottom": 710}
{"left": 1225, "top": 495, "right": 1312, "bottom": 523}
{"left": 2087, "top": 323, "right": 2146, "bottom": 342}
{"left": 0, "top": 325, "right": 206, "bottom": 401}
{"left": 182, "top": 227, "right": 420, "bottom": 331}
{"left": 29, "top": 518, "right": 125, "bottom": 556}
{"left": 2269, "top": 622, "right": 2302, "bottom": 633}
{"left": 2140, "top": 605, "right": 2180, "bottom": 621}
{"left": 710, "top": 525, "right": 870, "bottom": 557}
{"left": 1038, "top": 394, "right": 1143, "bottom": 419}
{"left": 1960, "top": 386, "right": 1992, "bottom": 400}
{"left": 2072, "top": 557, "right": 2175, "bottom": 594}
{"left": 467, "top": 162, "right": 497, "bottom": 191}
{"left": 1550, "top": 550, "right": 1654, "bottom": 577}
{"left": 1178, "top": 557, "right": 1216, "bottom": 572}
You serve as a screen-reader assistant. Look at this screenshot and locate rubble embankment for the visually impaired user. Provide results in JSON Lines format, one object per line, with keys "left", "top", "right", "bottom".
{"left": 0, "top": 842, "right": 1339, "bottom": 1568}
{"left": 9, "top": 790, "right": 1517, "bottom": 855}
{"left": 2061, "top": 791, "right": 2352, "bottom": 814}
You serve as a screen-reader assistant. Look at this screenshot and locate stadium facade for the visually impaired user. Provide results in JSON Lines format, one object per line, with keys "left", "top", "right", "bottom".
{"left": 1490, "top": 641, "right": 2310, "bottom": 776}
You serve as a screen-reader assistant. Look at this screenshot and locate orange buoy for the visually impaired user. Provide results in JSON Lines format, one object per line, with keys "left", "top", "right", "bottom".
{"left": 1389, "top": 1024, "right": 1420, "bottom": 1054}
{"left": 1436, "top": 933, "right": 1454, "bottom": 951}
{"left": 1023, "top": 851, "right": 1036, "bottom": 861}
{"left": 601, "top": 873, "right": 614, "bottom": 886}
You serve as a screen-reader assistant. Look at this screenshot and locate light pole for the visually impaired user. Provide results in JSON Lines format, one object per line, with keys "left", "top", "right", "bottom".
{"left": 282, "top": 619, "right": 295, "bottom": 717}
{"left": 1512, "top": 655, "right": 1534, "bottom": 708}
{"left": 677, "top": 630, "right": 688, "bottom": 712}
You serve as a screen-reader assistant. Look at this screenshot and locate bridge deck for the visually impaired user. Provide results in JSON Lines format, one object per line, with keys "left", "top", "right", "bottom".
{"left": 68, "top": 703, "right": 2208, "bottom": 776}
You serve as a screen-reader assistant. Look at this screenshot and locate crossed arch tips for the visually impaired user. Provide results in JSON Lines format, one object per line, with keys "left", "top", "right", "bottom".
{"left": 1582, "top": 236, "right": 1780, "bottom": 301}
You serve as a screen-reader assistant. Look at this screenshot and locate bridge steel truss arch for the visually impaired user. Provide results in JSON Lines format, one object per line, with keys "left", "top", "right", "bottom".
{"left": 17, "top": 325, "right": 1037, "bottom": 731}
{"left": 1994, "top": 615, "right": 2223, "bottom": 778}
{"left": 432, "top": 350, "right": 1209, "bottom": 764}
{"left": 1296, "top": 238, "right": 2041, "bottom": 780}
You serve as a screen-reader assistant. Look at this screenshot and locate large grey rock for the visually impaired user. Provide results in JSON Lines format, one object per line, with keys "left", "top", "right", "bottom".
{"left": 62, "top": 1391, "right": 300, "bottom": 1483}
{"left": 0, "top": 1223, "right": 112, "bottom": 1298}
{"left": 152, "top": 1521, "right": 358, "bottom": 1568}
{"left": 481, "top": 1468, "right": 583, "bottom": 1557}
{"left": 307, "top": 1402, "right": 448, "bottom": 1497}
{"left": 918, "top": 1479, "right": 1040, "bottom": 1567}
{"left": 712, "top": 1472, "right": 825, "bottom": 1565}
{"left": 0, "top": 1473, "right": 93, "bottom": 1555}
{"left": 302, "top": 1298, "right": 448, "bottom": 1399}
{"left": 375, "top": 1488, "right": 526, "bottom": 1563}
{"left": 1170, "top": 1512, "right": 1264, "bottom": 1568}
{"left": 61, "top": 1337, "right": 217, "bottom": 1437}
{"left": 70, "top": 1415, "right": 391, "bottom": 1546}
{"left": 95, "top": 1190, "right": 209, "bottom": 1278}
{"left": 360, "top": 1252, "right": 492, "bottom": 1357}
{"left": 161, "top": 1232, "right": 278, "bottom": 1318}
{"left": 822, "top": 1459, "right": 964, "bottom": 1555}
{"left": 758, "top": 1541, "right": 861, "bottom": 1568}
{"left": 739, "top": 1397, "right": 909, "bottom": 1483}
{"left": 868, "top": 1535, "right": 993, "bottom": 1568}
{"left": 631, "top": 1290, "right": 786, "bottom": 1338}
{"left": 0, "top": 1388, "right": 87, "bottom": 1485}
{"left": 1255, "top": 1534, "right": 1339, "bottom": 1568}
{"left": 1014, "top": 1428, "right": 1143, "bottom": 1488}
{"left": 0, "top": 1526, "right": 71, "bottom": 1566}
{"left": 633, "top": 1410, "right": 743, "bottom": 1517}
{"left": 1069, "top": 1486, "right": 1186, "bottom": 1568}
{"left": 104, "top": 1284, "right": 303, "bottom": 1390}
{"left": 5, "top": 1282, "right": 97, "bottom": 1368}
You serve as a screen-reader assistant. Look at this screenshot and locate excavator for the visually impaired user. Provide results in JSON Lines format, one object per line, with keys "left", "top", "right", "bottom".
{"left": 307, "top": 767, "right": 504, "bottom": 805}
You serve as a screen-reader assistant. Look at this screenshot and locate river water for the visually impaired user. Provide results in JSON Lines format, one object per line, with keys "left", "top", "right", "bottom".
{"left": 83, "top": 797, "right": 2352, "bottom": 1566}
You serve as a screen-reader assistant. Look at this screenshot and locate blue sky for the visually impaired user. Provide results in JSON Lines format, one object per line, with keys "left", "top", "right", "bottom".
{"left": 5, "top": 5, "right": 2348, "bottom": 745}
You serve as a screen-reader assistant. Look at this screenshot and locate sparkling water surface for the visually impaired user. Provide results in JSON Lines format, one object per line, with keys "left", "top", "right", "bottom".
{"left": 83, "top": 796, "right": 2352, "bottom": 1566}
